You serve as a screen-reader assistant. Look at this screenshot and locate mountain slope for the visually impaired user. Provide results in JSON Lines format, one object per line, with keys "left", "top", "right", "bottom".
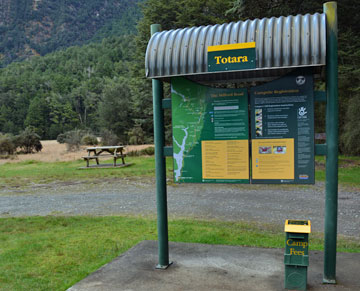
{"left": 0, "top": 0, "right": 141, "bottom": 67}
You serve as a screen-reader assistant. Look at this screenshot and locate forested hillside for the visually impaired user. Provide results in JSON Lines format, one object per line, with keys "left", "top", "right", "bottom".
{"left": 0, "top": 0, "right": 141, "bottom": 66}
{"left": 1, "top": 0, "right": 360, "bottom": 154}
{"left": 0, "top": 36, "right": 154, "bottom": 142}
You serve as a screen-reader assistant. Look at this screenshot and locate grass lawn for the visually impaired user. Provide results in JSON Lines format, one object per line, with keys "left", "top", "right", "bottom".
{"left": 0, "top": 156, "right": 173, "bottom": 188}
{"left": 315, "top": 155, "right": 360, "bottom": 187}
{"left": 0, "top": 216, "right": 359, "bottom": 291}
{"left": 0, "top": 156, "right": 359, "bottom": 290}
{"left": 0, "top": 155, "right": 359, "bottom": 189}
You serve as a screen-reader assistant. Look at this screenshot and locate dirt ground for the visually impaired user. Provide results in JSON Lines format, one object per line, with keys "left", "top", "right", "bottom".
{"left": 0, "top": 140, "right": 153, "bottom": 164}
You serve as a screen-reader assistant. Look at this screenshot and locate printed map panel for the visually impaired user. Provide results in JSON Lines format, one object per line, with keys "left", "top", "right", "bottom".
{"left": 171, "top": 77, "right": 249, "bottom": 183}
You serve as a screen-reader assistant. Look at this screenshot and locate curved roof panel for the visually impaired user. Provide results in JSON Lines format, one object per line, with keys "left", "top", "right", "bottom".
{"left": 145, "top": 13, "right": 326, "bottom": 80}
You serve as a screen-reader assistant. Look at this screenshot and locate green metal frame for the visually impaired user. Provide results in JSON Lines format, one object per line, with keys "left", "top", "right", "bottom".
{"left": 324, "top": 1, "right": 338, "bottom": 284}
{"left": 150, "top": 1, "right": 338, "bottom": 282}
{"left": 151, "top": 24, "right": 171, "bottom": 270}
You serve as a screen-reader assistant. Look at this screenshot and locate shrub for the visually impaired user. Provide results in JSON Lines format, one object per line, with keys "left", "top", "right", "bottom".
{"left": 99, "top": 129, "right": 121, "bottom": 146}
{"left": 128, "top": 126, "right": 145, "bottom": 145}
{"left": 60, "top": 130, "right": 98, "bottom": 151}
{"left": 56, "top": 133, "right": 67, "bottom": 144}
{"left": 62, "top": 129, "right": 87, "bottom": 151}
{"left": 141, "top": 147, "right": 155, "bottom": 156}
{"left": 81, "top": 134, "right": 98, "bottom": 146}
{"left": 0, "top": 134, "right": 16, "bottom": 155}
{"left": 16, "top": 127, "right": 42, "bottom": 154}
{"left": 126, "top": 149, "right": 140, "bottom": 157}
{"left": 341, "top": 96, "right": 360, "bottom": 155}
{"left": 127, "top": 147, "right": 155, "bottom": 157}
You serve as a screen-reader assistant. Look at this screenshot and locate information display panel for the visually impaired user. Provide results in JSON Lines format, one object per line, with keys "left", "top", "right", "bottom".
{"left": 250, "top": 69, "right": 315, "bottom": 184}
{"left": 172, "top": 77, "right": 249, "bottom": 183}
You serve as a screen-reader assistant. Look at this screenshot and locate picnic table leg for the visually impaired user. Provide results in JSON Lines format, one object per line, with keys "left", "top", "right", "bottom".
{"left": 96, "top": 158, "right": 99, "bottom": 165}
{"left": 119, "top": 149, "right": 125, "bottom": 164}
{"left": 86, "top": 159, "right": 89, "bottom": 167}
{"left": 114, "top": 157, "right": 117, "bottom": 167}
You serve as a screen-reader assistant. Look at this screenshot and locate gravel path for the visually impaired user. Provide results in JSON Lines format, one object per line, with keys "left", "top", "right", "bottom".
{"left": 0, "top": 177, "right": 359, "bottom": 237}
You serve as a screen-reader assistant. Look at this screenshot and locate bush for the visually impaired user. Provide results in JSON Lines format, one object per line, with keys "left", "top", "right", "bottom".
{"left": 141, "top": 147, "right": 155, "bottom": 155}
{"left": 0, "top": 134, "right": 16, "bottom": 155}
{"left": 56, "top": 133, "right": 67, "bottom": 144}
{"left": 16, "top": 127, "right": 42, "bottom": 154}
{"left": 341, "top": 96, "right": 360, "bottom": 155}
{"left": 59, "top": 130, "right": 98, "bottom": 151}
{"left": 127, "top": 146, "right": 155, "bottom": 156}
{"left": 128, "top": 126, "right": 145, "bottom": 145}
{"left": 99, "top": 129, "right": 121, "bottom": 146}
{"left": 62, "top": 129, "right": 87, "bottom": 151}
{"left": 81, "top": 134, "right": 98, "bottom": 146}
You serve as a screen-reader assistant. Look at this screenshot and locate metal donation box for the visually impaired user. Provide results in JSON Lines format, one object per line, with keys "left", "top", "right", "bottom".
{"left": 284, "top": 220, "right": 311, "bottom": 290}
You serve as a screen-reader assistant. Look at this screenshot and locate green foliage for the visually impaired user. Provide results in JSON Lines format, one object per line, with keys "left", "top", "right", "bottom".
{"left": 142, "top": 146, "right": 155, "bottom": 155}
{"left": 338, "top": 31, "right": 360, "bottom": 154}
{"left": 0, "top": 133, "right": 16, "bottom": 155}
{"left": 127, "top": 146, "right": 155, "bottom": 156}
{"left": 341, "top": 96, "right": 360, "bottom": 155}
{"left": 61, "top": 129, "right": 88, "bottom": 151}
{"left": 98, "top": 77, "right": 133, "bottom": 142}
{"left": 226, "top": 0, "right": 323, "bottom": 19}
{"left": 136, "top": 0, "right": 236, "bottom": 58}
{"left": 16, "top": 127, "right": 43, "bottom": 154}
{"left": 99, "top": 129, "right": 121, "bottom": 146}
{"left": 81, "top": 134, "right": 98, "bottom": 146}
{"left": 56, "top": 133, "right": 67, "bottom": 144}
{"left": 0, "top": 35, "right": 141, "bottom": 140}
{"left": 24, "top": 97, "right": 50, "bottom": 139}
{"left": 128, "top": 124, "right": 145, "bottom": 145}
{"left": 0, "top": 0, "right": 141, "bottom": 66}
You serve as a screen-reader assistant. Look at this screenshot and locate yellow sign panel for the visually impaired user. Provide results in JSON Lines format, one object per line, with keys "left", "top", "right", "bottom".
{"left": 285, "top": 220, "right": 311, "bottom": 234}
{"left": 252, "top": 138, "right": 294, "bottom": 180}
{"left": 201, "top": 140, "right": 249, "bottom": 180}
{"left": 207, "top": 42, "right": 256, "bottom": 52}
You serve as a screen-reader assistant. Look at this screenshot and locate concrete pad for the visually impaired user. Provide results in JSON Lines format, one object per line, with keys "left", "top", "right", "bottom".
{"left": 68, "top": 241, "right": 360, "bottom": 291}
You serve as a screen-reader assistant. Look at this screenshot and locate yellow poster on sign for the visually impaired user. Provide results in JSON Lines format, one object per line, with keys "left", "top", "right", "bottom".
{"left": 252, "top": 138, "right": 294, "bottom": 180}
{"left": 202, "top": 140, "right": 249, "bottom": 180}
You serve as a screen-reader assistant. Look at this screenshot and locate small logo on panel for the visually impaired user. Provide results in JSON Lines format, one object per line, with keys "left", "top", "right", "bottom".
{"left": 298, "top": 107, "right": 307, "bottom": 118}
{"left": 296, "top": 76, "right": 306, "bottom": 86}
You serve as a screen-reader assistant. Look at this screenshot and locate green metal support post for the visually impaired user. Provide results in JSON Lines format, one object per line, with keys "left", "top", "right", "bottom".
{"left": 151, "top": 24, "right": 171, "bottom": 269}
{"left": 323, "top": 2, "right": 338, "bottom": 284}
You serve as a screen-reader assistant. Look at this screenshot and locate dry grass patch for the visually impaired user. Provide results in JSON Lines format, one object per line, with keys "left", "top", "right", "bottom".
{"left": 0, "top": 141, "right": 154, "bottom": 164}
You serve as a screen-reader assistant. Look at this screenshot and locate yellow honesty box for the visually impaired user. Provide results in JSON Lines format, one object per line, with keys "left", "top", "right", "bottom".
{"left": 285, "top": 220, "right": 311, "bottom": 234}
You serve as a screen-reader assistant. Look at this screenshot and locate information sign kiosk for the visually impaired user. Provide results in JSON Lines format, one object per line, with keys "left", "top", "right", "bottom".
{"left": 145, "top": 1, "right": 339, "bottom": 284}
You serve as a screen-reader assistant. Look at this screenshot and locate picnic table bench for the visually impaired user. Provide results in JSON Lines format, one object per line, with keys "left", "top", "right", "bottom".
{"left": 82, "top": 146, "right": 126, "bottom": 167}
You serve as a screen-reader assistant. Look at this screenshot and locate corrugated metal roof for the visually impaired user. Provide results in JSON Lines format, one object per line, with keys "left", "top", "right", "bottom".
{"left": 145, "top": 13, "right": 326, "bottom": 81}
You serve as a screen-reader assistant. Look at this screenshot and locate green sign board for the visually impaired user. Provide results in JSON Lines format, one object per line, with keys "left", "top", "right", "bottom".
{"left": 208, "top": 43, "right": 256, "bottom": 72}
{"left": 171, "top": 77, "right": 249, "bottom": 183}
{"left": 250, "top": 68, "right": 315, "bottom": 184}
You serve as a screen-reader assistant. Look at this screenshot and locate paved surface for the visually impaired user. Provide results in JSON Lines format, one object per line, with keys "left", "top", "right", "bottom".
{"left": 68, "top": 240, "right": 360, "bottom": 291}
{"left": 0, "top": 178, "right": 359, "bottom": 236}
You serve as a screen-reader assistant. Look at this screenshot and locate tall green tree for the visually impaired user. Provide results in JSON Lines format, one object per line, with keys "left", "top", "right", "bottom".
{"left": 24, "top": 97, "right": 50, "bottom": 139}
{"left": 98, "top": 77, "right": 133, "bottom": 142}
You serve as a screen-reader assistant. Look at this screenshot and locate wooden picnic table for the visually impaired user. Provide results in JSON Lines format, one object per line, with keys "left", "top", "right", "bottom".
{"left": 82, "top": 146, "right": 126, "bottom": 167}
